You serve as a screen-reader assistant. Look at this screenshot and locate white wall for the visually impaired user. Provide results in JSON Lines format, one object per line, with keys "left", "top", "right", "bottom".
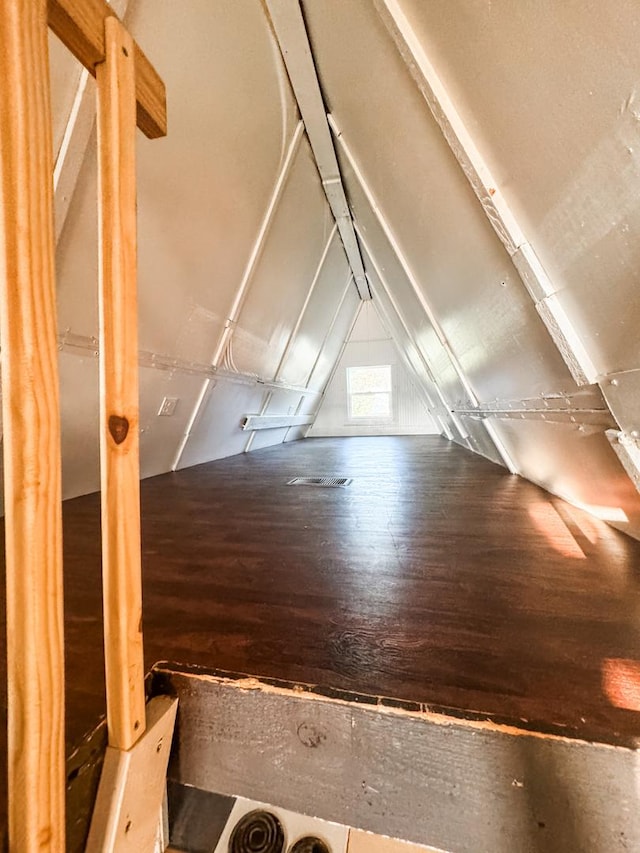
{"left": 311, "top": 303, "right": 438, "bottom": 437}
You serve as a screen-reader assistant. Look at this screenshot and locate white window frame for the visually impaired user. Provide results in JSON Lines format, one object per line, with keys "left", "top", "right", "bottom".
{"left": 347, "top": 364, "right": 393, "bottom": 422}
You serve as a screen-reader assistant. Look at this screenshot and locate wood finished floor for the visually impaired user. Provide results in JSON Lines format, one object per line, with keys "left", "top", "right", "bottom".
{"left": 2, "top": 434, "right": 640, "bottom": 822}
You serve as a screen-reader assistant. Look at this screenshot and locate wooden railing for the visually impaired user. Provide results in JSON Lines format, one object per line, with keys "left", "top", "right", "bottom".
{"left": 0, "top": 2, "right": 172, "bottom": 849}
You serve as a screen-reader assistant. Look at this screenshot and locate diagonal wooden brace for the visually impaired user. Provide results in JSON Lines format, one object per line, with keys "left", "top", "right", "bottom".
{"left": 86, "top": 696, "right": 178, "bottom": 852}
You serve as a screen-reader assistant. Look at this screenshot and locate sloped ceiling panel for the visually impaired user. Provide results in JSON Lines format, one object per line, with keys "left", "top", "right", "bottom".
{"left": 277, "top": 231, "right": 352, "bottom": 387}
{"left": 129, "top": 0, "right": 300, "bottom": 361}
{"left": 496, "top": 420, "right": 640, "bottom": 538}
{"left": 307, "top": 285, "right": 361, "bottom": 393}
{"left": 298, "top": 0, "right": 640, "bottom": 532}
{"left": 49, "top": 0, "right": 362, "bottom": 497}
{"left": 229, "top": 135, "right": 336, "bottom": 378}
{"left": 176, "top": 381, "right": 267, "bottom": 469}
{"left": 401, "top": 0, "right": 640, "bottom": 377}
{"left": 302, "top": 0, "right": 578, "bottom": 404}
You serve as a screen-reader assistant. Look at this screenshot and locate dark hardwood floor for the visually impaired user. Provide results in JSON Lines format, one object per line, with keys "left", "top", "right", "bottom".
{"left": 3, "top": 434, "right": 640, "bottom": 826}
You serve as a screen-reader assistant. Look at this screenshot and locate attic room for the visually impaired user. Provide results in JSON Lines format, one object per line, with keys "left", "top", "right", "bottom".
{"left": 1, "top": 1, "right": 640, "bottom": 851}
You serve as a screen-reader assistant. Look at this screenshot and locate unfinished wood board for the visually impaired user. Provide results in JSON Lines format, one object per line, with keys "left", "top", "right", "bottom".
{"left": 159, "top": 666, "right": 640, "bottom": 853}
{"left": 86, "top": 695, "right": 177, "bottom": 852}
{"left": 48, "top": 0, "right": 166, "bottom": 138}
{"left": 0, "top": 0, "right": 66, "bottom": 848}
{"left": 348, "top": 830, "right": 442, "bottom": 853}
{"left": 96, "top": 15, "right": 146, "bottom": 751}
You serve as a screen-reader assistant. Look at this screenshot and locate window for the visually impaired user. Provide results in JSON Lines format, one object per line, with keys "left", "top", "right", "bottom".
{"left": 347, "top": 365, "right": 392, "bottom": 419}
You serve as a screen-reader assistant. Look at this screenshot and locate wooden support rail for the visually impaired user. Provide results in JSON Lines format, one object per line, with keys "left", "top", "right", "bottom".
{"left": 86, "top": 16, "right": 177, "bottom": 849}
{"left": 0, "top": 1, "right": 66, "bottom": 849}
{"left": 48, "top": 0, "right": 167, "bottom": 138}
{"left": 0, "top": 1, "right": 167, "bottom": 848}
{"left": 96, "top": 15, "right": 146, "bottom": 752}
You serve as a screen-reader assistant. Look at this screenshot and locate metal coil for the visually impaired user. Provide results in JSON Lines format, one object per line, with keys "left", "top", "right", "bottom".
{"left": 289, "top": 838, "right": 331, "bottom": 853}
{"left": 228, "top": 810, "right": 285, "bottom": 853}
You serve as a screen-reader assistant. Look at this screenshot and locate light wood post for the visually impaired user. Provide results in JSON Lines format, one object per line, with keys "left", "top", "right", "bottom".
{"left": 88, "top": 18, "right": 177, "bottom": 848}
{"left": 96, "top": 15, "right": 146, "bottom": 751}
{"left": 0, "top": 0, "right": 66, "bottom": 849}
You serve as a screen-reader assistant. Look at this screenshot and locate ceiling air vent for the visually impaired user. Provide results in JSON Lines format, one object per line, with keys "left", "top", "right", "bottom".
{"left": 287, "top": 477, "right": 352, "bottom": 487}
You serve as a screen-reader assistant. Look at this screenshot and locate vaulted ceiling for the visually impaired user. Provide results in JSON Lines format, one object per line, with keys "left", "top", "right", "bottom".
{"left": 44, "top": 0, "right": 640, "bottom": 539}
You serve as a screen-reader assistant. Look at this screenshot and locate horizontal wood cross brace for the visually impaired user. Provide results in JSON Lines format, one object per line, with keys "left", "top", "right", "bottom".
{"left": 48, "top": 0, "right": 166, "bottom": 138}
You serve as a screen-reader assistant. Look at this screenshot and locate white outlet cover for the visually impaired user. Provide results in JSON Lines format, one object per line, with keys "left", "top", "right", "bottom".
{"left": 158, "top": 396, "right": 178, "bottom": 417}
{"left": 213, "top": 797, "right": 349, "bottom": 853}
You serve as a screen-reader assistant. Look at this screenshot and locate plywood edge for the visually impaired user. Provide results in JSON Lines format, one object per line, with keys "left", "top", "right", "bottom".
{"left": 150, "top": 661, "right": 639, "bottom": 749}
{"left": 156, "top": 663, "right": 640, "bottom": 852}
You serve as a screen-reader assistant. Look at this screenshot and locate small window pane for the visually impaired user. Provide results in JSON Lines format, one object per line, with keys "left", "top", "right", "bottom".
{"left": 351, "top": 393, "right": 390, "bottom": 418}
{"left": 348, "top": 365, "right": 391, "bottom": 394}
{"left": 347, "top": 365, "right": 392, "bottom": 420}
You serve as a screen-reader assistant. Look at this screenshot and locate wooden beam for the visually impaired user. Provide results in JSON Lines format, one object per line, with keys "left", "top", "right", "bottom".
{"left": 53, "top": 0, "right": 129, "bottom": 242}
{"left": 265, "top": 0, "right": 371, "bottom": 300}
{"left": 0, "top": 1, "right": 66, "bottom": 848}
{"left": 161, "top": 666, "right": 640, "bottom": 853}
{"left": 96, "top": 15, "right": 146, "bottom": 751}
{"left": 48, "top": 0, "right": 166, "bottom": 138}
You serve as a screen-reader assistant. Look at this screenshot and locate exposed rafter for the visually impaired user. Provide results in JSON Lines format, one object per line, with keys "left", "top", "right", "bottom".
{"left": 306, "top": 293, "right": 363, "bottom": 436}
{"left": 329, "top": 116, "right": 480, "bottom": 410}
{"left": 325, "top": 110, "right": 531, "bottom": 473}
{"left": 356, "top": 226, "right": 469, "bottom": 443}
{"left": 274, "top": 223, "right": 338, "bottom": 381}
{"left": 304, "top": 270, "right": 356, "bottom": 390}
{"left": 212, "top": 120, "right": 305, "bottom": 369}
{"left": 265, "top": 0, "right": 371, "bottom": 300}
{"left": 374, "top": 0, "right": 598, "bottom": 387}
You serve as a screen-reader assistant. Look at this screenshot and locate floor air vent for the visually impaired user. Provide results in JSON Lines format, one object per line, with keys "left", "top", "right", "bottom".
{"left": 287, "top": 477, "right": 352, "bottom": 487}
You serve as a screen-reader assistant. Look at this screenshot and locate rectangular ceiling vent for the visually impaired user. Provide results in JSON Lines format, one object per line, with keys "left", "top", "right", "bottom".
{"left": 287, "top": 476, "right": 352, "bottom": 487}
